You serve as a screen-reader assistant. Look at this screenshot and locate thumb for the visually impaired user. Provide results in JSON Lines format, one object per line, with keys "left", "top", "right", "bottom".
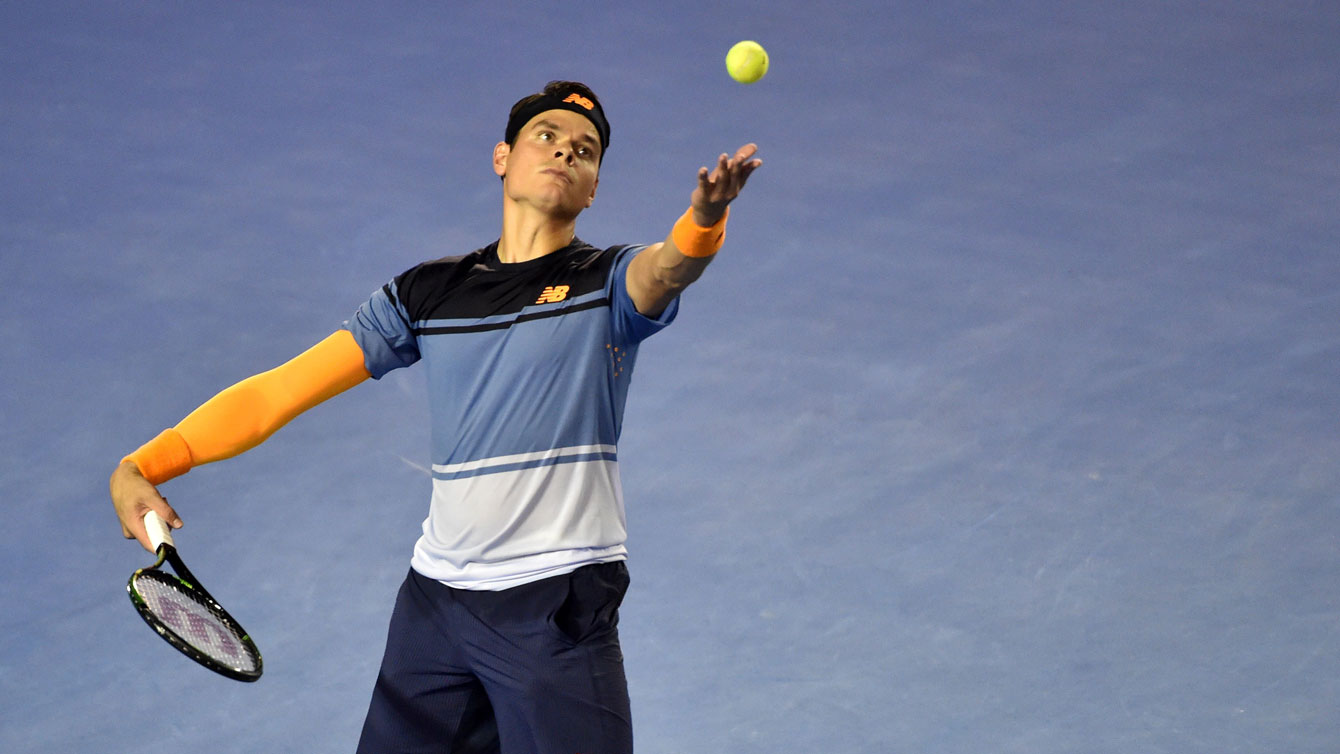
{"left": 158, "top": 497, "right": 184, "bottom": 529}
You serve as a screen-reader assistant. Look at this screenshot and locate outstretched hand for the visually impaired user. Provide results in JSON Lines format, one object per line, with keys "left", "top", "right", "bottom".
{"left": 690, "top": 143, "right": 762, "bottom": 225}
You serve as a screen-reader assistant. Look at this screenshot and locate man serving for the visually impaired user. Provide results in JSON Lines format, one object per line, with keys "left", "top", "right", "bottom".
{"left": 111, "top": 80, "right": 760, "bottom": 754}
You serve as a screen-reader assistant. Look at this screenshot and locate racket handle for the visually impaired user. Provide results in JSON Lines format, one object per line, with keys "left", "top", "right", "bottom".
{"left": 143, "top": 510, "right": 176, "bottom": 551}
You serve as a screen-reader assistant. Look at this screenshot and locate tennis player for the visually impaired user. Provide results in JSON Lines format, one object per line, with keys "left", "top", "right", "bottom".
{"left": 110, "top": 80, "right": 760, "bottom": 753}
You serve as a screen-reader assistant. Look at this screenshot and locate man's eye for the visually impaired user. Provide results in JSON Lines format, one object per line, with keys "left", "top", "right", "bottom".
{"left": 538, "top": 131, "right": 552, "bottom": 140}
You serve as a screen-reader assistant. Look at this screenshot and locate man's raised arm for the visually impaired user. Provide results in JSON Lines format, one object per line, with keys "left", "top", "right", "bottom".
{"left": 625, "top": 143, "right": 762, "bottom": 317}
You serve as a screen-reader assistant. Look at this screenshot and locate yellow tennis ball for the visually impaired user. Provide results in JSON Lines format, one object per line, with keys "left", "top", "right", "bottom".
{"left": 726, "top": 40, "right": 769, "bottom": 84}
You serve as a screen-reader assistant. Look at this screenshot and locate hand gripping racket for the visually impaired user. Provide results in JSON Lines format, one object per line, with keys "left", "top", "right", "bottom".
{"left": 127, "top": 511, "right": 263, "bottom": 682}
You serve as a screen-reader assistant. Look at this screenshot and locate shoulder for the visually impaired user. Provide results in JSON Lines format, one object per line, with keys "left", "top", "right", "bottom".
{"left": 396, "top": 245, "right": 493, "bottom": 287}
{"left": 556, "top": 240, "right": 643, "bottom": 293}
{"left": 564, "top": 240, "right": 642, "bottom": 274}
{"left": 391, "top": 245, "right": 494, "bottom": 310}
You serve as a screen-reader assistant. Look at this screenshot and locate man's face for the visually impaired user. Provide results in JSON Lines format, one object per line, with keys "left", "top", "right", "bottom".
{"left": 494, "top": 109, "right": 602, "bottom": 219}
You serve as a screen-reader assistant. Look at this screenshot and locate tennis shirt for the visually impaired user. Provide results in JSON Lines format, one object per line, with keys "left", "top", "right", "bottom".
{"left": 344, "top": 239, "right": 676, "bottom": 591}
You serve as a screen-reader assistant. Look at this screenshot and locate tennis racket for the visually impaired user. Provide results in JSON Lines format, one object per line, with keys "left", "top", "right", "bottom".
{"left": 126, "top": 510, "right": 263, "bottom": 682}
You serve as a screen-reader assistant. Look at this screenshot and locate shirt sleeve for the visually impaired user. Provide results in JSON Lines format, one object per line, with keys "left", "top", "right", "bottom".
{"left": 343, "top": 277, "right": 421, "bottom": 378}
{"left": 607, "top": 244, "right": 678, "bottom": 347}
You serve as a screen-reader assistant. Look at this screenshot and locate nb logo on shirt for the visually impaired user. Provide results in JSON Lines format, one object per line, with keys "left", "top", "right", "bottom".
{"left": 535, "top": 285, "right": 570, "bottom": 304}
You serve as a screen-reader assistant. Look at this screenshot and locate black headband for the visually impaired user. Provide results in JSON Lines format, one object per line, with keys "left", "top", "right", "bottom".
{"left": 505, "top": 91, "right": 610, "bottom": 153}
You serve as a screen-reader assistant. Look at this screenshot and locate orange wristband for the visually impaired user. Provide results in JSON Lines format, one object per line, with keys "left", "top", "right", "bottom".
{"left": 122, "top": 428, "right": 194, "bottom": 485}
{"left": 671, "top": 207, "right": 729, "bottom": 258}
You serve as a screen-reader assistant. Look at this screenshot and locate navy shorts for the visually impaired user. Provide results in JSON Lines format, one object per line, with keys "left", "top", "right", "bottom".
{"left": 356, "top": 562, "right": 633, "bottom": 754}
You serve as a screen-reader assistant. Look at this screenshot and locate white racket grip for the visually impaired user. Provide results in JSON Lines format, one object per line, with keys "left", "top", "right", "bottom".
{"left": 143, "top": 510, "right": 175, "bottom": 551}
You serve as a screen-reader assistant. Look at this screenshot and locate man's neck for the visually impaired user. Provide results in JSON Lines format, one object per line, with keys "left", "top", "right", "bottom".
{"left": 496, "top": 203, "right": 578, "bottom": 264}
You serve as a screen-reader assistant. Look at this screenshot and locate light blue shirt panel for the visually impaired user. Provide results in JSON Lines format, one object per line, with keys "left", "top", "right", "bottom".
{"left": 609, "top": 244, "right": 679, "bottom": 347}
{"left": 343, "top": 280, "right": 419, "bottom": 378}
{"left": 418, "top": 302, "right": 615, "bottom": 465}
{"left": 341, "top": 245, "right": 679, "bottom": 465}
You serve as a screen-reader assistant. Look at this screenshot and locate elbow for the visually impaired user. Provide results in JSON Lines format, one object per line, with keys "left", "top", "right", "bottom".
{"left": 652, "top": 253, "right": 710, "bottom": 293}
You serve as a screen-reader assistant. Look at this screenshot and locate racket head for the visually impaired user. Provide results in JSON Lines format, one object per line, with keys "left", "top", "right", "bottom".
{"left": 128, "top": 564, "right": 263, "bottom": 682}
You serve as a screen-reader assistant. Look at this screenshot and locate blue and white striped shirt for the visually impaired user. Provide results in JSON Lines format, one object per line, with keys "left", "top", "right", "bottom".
{"left": 344, "top": 239, "right": 676, "bottom": 589}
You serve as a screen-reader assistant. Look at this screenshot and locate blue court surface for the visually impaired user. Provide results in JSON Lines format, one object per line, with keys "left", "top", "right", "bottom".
{"left": 2, "top": 2, "right": 1337, "bottom": 752}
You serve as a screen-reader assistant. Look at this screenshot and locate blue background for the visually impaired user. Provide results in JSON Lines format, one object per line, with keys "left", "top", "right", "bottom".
{"left": 2, "top": 1, "right": 1337, "bottom": 752}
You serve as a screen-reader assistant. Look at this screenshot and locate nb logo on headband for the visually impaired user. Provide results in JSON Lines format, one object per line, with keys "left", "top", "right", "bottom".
{"left": 562, "top": 93, "right": 595, "bottom": 111}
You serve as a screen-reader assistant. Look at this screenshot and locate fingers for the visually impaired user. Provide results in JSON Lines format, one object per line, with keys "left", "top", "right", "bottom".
{"left": 126, "top": 500, "right": 176, "bottom": 551}
{"left": 698, "top": 145, "right": 762, "bottom": 202}
{"left": 703, "top": 152, "right": 732, "bottom": 186}
{"left": 689, "top": 143, "right": 762, "bottom": 222}
{"left": 715, "top": 144, "right": 761, "bottom": 179}
{"left": 732, "top": 143, "right": 759, "bottom": 163}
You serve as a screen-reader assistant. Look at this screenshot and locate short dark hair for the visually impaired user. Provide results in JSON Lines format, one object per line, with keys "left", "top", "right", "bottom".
{"left": 505, "top": 80, "right": 609, "bottom": 161}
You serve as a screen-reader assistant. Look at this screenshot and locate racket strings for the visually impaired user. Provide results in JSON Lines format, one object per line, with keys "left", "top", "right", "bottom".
{"left": 133, "top": 572, "right": 259, "bottom": 673}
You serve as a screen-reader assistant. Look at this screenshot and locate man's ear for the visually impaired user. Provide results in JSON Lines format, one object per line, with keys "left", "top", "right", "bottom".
{"left": 585, "top": 176, "right": 599, "bottom": 208}
{"left": 493, "top": 142, "right": 510, "bottom": 178}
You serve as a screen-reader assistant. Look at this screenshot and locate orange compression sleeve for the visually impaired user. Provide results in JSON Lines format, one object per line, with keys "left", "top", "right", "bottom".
{"left": 122, "top": 329, "right": 371, "bottom": 484}
{"left": 671, "top": 206, "right": 729, "bottom": 258}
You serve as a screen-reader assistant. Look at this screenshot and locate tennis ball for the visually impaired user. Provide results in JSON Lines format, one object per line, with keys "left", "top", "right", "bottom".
{"left": 726, "top": 40, "right": 769, "bottom": 84}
